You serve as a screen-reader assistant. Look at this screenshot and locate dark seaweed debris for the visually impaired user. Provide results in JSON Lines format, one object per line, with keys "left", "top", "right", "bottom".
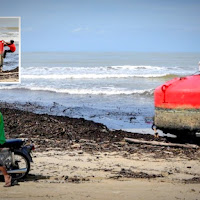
{"left": 1, "top": 107, "right": 200, "bottom": 159}
{"left": 183, "top": 177, "right": 200, "bottom": 184}
{"left": 110, "top": 168, "right": 163, "bottom": 179}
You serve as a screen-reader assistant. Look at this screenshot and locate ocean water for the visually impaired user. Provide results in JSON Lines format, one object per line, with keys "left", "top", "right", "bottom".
{"left": 0, "top": 52, "right": 200, "bottom": 134}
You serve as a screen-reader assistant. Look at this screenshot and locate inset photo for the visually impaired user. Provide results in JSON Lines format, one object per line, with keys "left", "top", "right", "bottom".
{"left": 0, "top": 17, "right": 20, "bottom": 83}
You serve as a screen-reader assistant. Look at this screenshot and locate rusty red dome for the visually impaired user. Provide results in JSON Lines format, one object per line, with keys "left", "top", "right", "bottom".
{"left": 154, "top": 74, "right": 200, "bottom": 135}
{"left": 155, "top": 75, "right": 200, "bottom": 109}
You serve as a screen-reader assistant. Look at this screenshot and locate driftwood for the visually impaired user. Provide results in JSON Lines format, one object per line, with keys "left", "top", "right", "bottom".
{"left": 124, "top": 137, "right": 199, "bottom": 149}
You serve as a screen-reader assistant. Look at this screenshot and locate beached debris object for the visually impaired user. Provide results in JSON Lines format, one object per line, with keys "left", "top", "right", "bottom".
{"left": 124, "top": 137, "right": 199, "bottom": 149}
{"left": 110, "top": 168, "right": 163, "bottom": 179}
{"left": 154, "top": 74, "right": 200, "bottom": 138}
{"left": 64, "top": 175, "right": 90, "bottom": 183}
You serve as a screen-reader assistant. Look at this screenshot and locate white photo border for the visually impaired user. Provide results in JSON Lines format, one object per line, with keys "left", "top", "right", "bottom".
{"left": 0, "top": 16, "right": 21, "bottom": 84}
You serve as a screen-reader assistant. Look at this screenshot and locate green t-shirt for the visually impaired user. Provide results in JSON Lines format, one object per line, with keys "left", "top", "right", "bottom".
{"left": 0, "top": 112, "right": 5, "bottom": 145}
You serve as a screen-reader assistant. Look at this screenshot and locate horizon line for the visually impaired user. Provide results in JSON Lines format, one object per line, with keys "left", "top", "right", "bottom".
{"left": 22, "top": 51, "right": 200, "bottom": 53}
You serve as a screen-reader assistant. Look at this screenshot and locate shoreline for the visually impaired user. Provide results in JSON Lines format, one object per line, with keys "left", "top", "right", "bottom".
{"left": 0, "top": 102, "right": 199, "bottom": 155}
{"left": 0, "top": 91, "right": 155, "bottom": 134}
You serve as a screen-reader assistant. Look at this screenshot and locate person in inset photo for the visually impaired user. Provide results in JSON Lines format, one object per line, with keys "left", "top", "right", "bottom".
{"left": 0, "top": 17, "right": 20, "bottom": 82}
{"left": 2, "top": 40, "right": 16, "bottom": 58}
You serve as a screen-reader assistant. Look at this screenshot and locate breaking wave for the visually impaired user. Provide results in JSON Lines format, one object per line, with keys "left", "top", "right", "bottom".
{"left": 22, "top": 73, "right": 176, "bottom": 79}
{"left": 0, "top": 86, "right": 154, "bottom": 96}
{"left": 23, "top": 65, "right": 164, "bottom": 72}
{"left": 21, "top": 65, "right": 181, "bottom": 80}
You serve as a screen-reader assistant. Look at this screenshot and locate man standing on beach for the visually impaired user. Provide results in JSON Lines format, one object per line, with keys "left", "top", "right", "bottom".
{"left": 3, "top": 40, "right": 16, "bottom": 58}
{"left": 0, "top": 112, "right": 12, "bottom": 187}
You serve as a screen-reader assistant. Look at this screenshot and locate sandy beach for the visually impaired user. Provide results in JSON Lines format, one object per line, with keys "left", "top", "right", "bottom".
{"left": 0, "top": 104, "right": 199, "bottom": 199}
{"left": 0, "top": 150, "right": 200, "bottom": 200}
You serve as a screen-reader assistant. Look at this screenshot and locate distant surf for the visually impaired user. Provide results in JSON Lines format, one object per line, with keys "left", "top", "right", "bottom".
{"left": 22, "top": 65, "right": 180, "bottom": 80}
{"left": 22, "top": 73, "right": 178, "bottom": 79}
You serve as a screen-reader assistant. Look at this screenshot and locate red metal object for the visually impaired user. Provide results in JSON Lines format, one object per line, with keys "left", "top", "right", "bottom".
{"left": 154, "top": 75, "right": 200, "bottom": 109}
{"left": 0, "top": 41, "right": 4, "bottom": 55}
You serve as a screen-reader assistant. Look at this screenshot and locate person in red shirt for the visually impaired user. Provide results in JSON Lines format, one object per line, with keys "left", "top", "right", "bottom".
{"left": 3, "top": 40, "right": 16, "bottom": 58}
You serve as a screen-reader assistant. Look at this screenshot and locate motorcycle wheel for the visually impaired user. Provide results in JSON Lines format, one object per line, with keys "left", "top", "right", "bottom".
{"left": 10, "top": 151, "right": 30, "bottom": 180}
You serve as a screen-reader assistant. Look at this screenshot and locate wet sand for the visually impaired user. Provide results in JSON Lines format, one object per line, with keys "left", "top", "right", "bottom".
{"left": 0, "top": 105, "right": 199, "bottom": 199}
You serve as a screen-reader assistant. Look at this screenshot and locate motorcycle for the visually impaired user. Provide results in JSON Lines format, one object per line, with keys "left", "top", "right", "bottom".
{"left": 0, "top": 139, "right": 34, "bottom": 180}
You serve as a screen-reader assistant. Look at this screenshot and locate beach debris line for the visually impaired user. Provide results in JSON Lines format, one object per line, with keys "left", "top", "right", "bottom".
{"left": 124, "top": 137, "right": 199, "bottom": 149}
{"left": 0, "top": 106, "right": 200, "bottom": 160}
{"left": 183, "top": 177, "right": 200, "bottom": 184}
{"left": 3, "top": 66, "right": 19, "bottom": 73}
{"left": 0, "top": 72, "right": 18, "bottom": 75}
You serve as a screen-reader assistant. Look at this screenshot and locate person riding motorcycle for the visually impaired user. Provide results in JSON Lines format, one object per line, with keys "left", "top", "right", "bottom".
{"left": 0, "top": 112, "right": 12, "bottom": 187}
